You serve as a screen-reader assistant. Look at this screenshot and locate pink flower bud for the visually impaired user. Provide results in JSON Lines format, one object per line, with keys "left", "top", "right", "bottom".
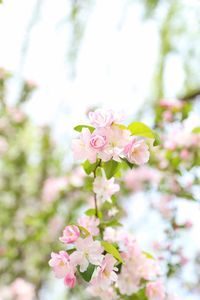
{"left": 59, "top": 225, "right": 80, "bottom": 244}
{"left": 64, "top": 273, "right": 76, "bottom": 288}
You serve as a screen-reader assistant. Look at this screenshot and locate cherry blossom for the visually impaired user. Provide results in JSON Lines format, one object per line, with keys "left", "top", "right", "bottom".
{"left": 93, "top": 254, "right": 118, "bottom": 288}
{"left": 124, "top": 137, "right": 150, "bottom": 165}
{"left": 78, "top": 215, "right": 99, "bottom": 236}
{"left": 146, "top": 280, "right": 165, "bottom": 300}
{"left": 70, "top": 236, "right": 103, "bottom": 272}
{"left": 93, "top": 175, "right": 120, "bottom": 203}
{"left": 59, "top": 225, "right": 80, "bottom": 244}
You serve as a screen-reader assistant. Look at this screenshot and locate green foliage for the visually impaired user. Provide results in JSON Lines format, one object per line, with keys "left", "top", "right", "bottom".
{"left": 192, "top": 127, "right": 200, "bottom": 134}
{"left": 74, "top": 124, "right": 95, "bottom": 133}
{"left": 82, "top": 159, "right": 100, "bottom": 175}
{"left": 101, "top": 241, "right": 123, "bottom": 264}
{"left": 102, "top": 160, "right": 120, "bottom": 179}
{"left": 78, "top": 264, "right": 95, "bottom": 282}
{"left": 128, "top": 122, "right": 160, "bottom": 146}
{"left": 85, "top": 208, "right": 102, "bottom": 219}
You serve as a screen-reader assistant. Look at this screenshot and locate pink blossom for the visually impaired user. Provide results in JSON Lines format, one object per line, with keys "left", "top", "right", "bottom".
{"left": 159, "top": 99, "right": 183, "bottom": 110}
{"left": 42, "top": 177, "right": 68, "bottom": 203}
{"left": 89, "top": 109, "right": 115, "bottom": 128}
{"left": 180, "top": 149, "right": 190, "bottom": 160}
{"left": 146, "top": 280, "right": 165, "bottom": 300}
{"left": 124, "top": 166, "right": 161, "bottom": 191}
{"left": 72, "top": 128, "right": 98, "bottom": 163}
{"left": 49, "top": 251, "right": 70, "bottom": 278}
{"left": 70, "top": 236, "right": 103, "bottom": 272}
{"left": 93, "top": 254, "right": 118, "bottom": 288}
{"left": 124, "top": 138, "right": 150, "bottom": 165}
{"left": 78, "top": 216, "right": 99, "bottom": 236}
{"left": 59, "top": 225, "right": 80, "bottom": 244}
{"left": 64, "top": 273, "right": 76, "bottom": 288}
{"left": 48, "top": 216, "right": 63, "bottom": 238}
{"left": 93, "top": 175, "right": 120, "bottom": 203}
{"left": 163, "top": 110, "right": 173, "bottom": 122}
{"left": 0, "top": 137, "right": 8, "bottom": 155}
{"left": 90, "top": 134, "right": 107, "bottom": 149}
{"left": 87, "top": 285, "right": 118, "bottom": 300}
{"left": 97, "top": 127, "right": 131, "bottom": 162}
{"left": 10, "top": 278, "right": 35, "bottom": 300}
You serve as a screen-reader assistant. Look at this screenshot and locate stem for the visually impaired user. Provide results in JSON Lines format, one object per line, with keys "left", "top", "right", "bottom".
{"left": 93, "top": 159, "right": 101, "bottom": 217}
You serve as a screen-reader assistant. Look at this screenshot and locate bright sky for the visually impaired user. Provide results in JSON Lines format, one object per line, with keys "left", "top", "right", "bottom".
{"left": 0, "top": 0, "right": 160, "bottom": 140}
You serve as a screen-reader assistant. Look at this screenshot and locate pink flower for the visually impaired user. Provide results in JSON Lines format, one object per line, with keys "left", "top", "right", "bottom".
{"left": 159, "top": 99, "right": 183, "bottom": 110}
{"left": 93, "top": 254, "right": 118, "bottom": 288}
{"left": 89, "top": 109, "right": 115, "bottom": 128}
{"left": 97, "top": 127, "right": 130, "bottom": 162}
{"left": 124, "top": 138, "right": 150, "bottom": 165}
{"left": 42, "top": 177, "right": 68, "bottom": 203}
{"left": 49, "top": 251, "right": 70, "bottom": 278}
{"left": 64, "top": 273, "right": 76, "bottom": 288}
{"left": 146, "top": 280, "right": 165, "bottom": 300}
{"left": 70, "top": 236, "right": 103, "bottom": 272}
{"left": 11, "top": 278, "right": 35, "bottom": 300}
{"left": 59, "top": 225, "right": 80, "bottom": 244}
{"left": 72, "top": 128, "right": 98, "bottom": 163}
{"left": 49, "top": 251, "right": 76, "bottom": 288}
{"left": 180, "top": 149, "right": 190, "bottom": 160}
{"left": 90, "top": 134, "right": 107, "bottom": 149}
{"left": 124, "top": 166, "right": 161, "bottom": 191}
{"left": 93, "top": 175, "right": 120, "bottom": 203}
{"left": 78, "top": 216, "right": 99, "bottom": 236}
{"left": 87, "top": 285, "right": 118, "bottom": 300}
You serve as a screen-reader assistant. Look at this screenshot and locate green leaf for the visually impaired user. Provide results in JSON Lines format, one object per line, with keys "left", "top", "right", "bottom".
{"left": 128, "top": 122, "right": 160, "bottom": 146}
{"left": 77, "top": 225, "right": 90, "bottom": 237}
{"left": 142, "top": 251, "right": 155, "bottom": 260}
{"left": 121, "top": 157, "right": 134, "bottom": 169}
{"left": 78, "top": 264, "right": 95, "bottom": 282}
{"left": 101, "top": 241, "right": 123, "bottom": 263}
{"left": 85, "top": 208, "right": 102, "bottom": 219}
{"left": 192, "top": 127, "right": 200, "bottom": 134}
{"left": 101, "top": 219, "right": 122, "bottom": 228}
{"left": 102, "top": 160, "right": 119, "bottom": 179}
{"left": 74, "top": 125, "right": 95, "bottom": 133}
{"left": 82, "top": 160, "right": 99, "bottom": 175}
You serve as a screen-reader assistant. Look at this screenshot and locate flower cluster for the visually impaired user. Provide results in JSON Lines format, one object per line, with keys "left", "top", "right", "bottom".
{"left": 49, "top": 222, "right": 165, "bottom": 300}
{"left": 72, "top": 108, "right": 150, "bottom": 165}
{"left": 49, "top": 108, "right": 165, "bottom": 299}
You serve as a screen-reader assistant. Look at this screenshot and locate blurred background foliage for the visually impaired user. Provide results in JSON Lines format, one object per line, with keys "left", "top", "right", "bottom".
{"left": 0, "top": 0, "right": 200, "bottom": 299}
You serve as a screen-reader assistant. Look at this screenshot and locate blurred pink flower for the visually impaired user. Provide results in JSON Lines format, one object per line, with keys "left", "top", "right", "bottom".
{"left": 42, "top": 177, "right": 68, "bottom": 203}
{"left": 11, "top": 278, "right": 35, "bottom": 300}
{"left": 0, "top": 137, "right": 8, "bottom": 155}
{"left": 124, "top": 166, "right": 161, "bottom": 191}
{"left": 59, "top": 225, "right": 80, "bottom": 244}
{"left": 146, "top": 280, "right": 165, "bottom": 300}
